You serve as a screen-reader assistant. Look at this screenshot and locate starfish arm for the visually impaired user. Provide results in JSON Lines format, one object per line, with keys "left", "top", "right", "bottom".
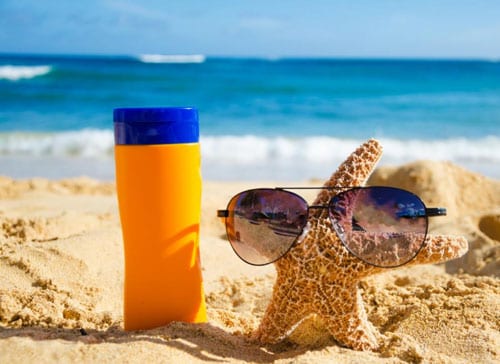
{"left": 318, "top": 285, "right": 380, "bottom": 351}
{"left": 409, "top": 234, "right": 469, "bottom": 266}
{"left": 314, "top": 139, "right": 383, "bottom": 206}
{"left": 342, "top": 231, "right": 468, "bottom": 268}
{"left": 253, "top": 278, "right": 312, "bottom": 344}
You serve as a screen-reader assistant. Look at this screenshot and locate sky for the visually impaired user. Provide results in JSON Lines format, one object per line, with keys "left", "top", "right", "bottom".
{"left": 1, "top": 0, "right": 500, "bottom": 58}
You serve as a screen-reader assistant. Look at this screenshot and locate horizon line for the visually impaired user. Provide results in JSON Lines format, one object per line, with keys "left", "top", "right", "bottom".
{"left": 0, "top": 51, "right": 499, "bottom": 62}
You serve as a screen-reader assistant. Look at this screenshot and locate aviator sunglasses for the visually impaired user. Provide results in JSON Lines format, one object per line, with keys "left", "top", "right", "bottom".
{"left": 217, "top": 186, "right": 447, "bottom": 268}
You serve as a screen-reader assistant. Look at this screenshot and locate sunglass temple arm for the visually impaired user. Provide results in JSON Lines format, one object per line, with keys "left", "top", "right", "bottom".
{"left": 217, "top": 210, "right": 229, "bottom": 218}
{"left": 425, "top": 208, "right": 447, "bottom": 216}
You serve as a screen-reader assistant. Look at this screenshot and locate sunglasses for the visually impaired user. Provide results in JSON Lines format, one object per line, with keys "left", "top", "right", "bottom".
{"left": 217, "top": 186, "right": 446, "bottom": 268}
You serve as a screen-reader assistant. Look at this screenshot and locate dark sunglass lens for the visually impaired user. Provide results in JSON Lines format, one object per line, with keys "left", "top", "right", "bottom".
{"left": 330, "top": 187, "right": 427, "bottom": 267}
{"left": 225, "top": 189, "right": 308, "bottom": 265}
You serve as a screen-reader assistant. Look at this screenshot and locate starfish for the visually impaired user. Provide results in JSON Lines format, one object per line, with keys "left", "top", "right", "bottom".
{"left": 252, "top": 138, "right": 469, "bottom": 351}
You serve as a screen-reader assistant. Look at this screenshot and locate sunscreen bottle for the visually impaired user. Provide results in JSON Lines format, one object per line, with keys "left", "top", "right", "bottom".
{"left": 114, "top": 107, "right": 206, "bottom": 330}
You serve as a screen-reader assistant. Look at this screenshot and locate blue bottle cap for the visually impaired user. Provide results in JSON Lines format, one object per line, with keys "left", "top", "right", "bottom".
{"left": 113, "top": 107, "right": 199, "bottom": 145}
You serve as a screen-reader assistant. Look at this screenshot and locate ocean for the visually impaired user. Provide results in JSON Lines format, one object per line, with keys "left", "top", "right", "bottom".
{"left": 0, "top": 54, "right": 499, "bottom": 181}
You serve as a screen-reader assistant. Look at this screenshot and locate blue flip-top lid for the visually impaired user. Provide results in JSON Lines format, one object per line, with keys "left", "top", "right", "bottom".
{"left": 113, "top": 107, "right": 199, "bottom": 145}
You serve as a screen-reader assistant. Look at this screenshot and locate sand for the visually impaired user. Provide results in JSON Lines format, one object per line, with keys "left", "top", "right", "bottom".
{"left": 0, "top": 161, "right": 498, "bottom": 363}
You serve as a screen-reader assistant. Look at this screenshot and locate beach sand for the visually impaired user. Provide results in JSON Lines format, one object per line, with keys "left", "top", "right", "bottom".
{"left": 0, "top": 161, "right": 498, "bottom": 363}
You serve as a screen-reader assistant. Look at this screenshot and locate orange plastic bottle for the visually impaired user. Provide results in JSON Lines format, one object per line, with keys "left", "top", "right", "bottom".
{"left": 114, "top": 107, "right": 206, "bottom": 330}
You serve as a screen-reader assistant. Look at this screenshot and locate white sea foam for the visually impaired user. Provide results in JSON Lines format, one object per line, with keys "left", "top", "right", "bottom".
{"left": 137, "top": 54, "right": 206, "bottom": 64}
{"left": 201, "top": 135, "right": 500, "bottom": 180}
{"left": 0, "top": 129, "right": 113, "bottom": 158}
{"left": 201, "top": 135, "right": 500, "bottom": 165}
{"left": 0, "top": 65, "right": 52, "bottom": 81}
{"left": 0, "top": 130, "right": 498, "bottom": 180}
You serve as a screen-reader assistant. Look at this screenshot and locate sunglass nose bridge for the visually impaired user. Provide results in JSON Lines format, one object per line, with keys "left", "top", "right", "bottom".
{"left": 308, "top": 205, "right": 329, "bottom": 209}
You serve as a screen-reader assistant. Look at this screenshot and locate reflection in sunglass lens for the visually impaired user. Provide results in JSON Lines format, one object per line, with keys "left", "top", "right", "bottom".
{"left": 225, "top": 189, "right": 308, "bottom": 265}
{"left": 330, "top": 187, "right": 428, "bottom": 268}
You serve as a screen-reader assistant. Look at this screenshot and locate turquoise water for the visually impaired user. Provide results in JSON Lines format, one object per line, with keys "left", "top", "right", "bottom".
{"left": 0, "top": 54, "right": 499, "bottom": 180}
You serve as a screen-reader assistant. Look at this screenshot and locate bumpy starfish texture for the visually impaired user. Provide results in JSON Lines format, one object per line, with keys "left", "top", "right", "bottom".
{"left": 253, "top": 139, "right": 469, "bottom": 351}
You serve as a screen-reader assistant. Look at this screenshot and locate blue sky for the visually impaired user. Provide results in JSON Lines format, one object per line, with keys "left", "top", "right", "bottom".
{"left": 1, "top": 0, "right": 500, "bottom": 58}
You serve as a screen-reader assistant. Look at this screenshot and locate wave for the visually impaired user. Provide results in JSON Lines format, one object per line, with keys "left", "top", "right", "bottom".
{"left": 0, "top": 129, "right": 113, "bottom": 158}
{"left": 137, "top": 54, "right": 206, "bottom": 64}
{"left": 201, "top": 135, "right": 500, "bottom": 164}
{"left": 201, "top": 135, "right": 500, "bottom": 179}
{"left": 0, "top": 65, "right": 52, "bottom": 81}
{"left": 0, "top": 131, "right": 498, "bottom": 179}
